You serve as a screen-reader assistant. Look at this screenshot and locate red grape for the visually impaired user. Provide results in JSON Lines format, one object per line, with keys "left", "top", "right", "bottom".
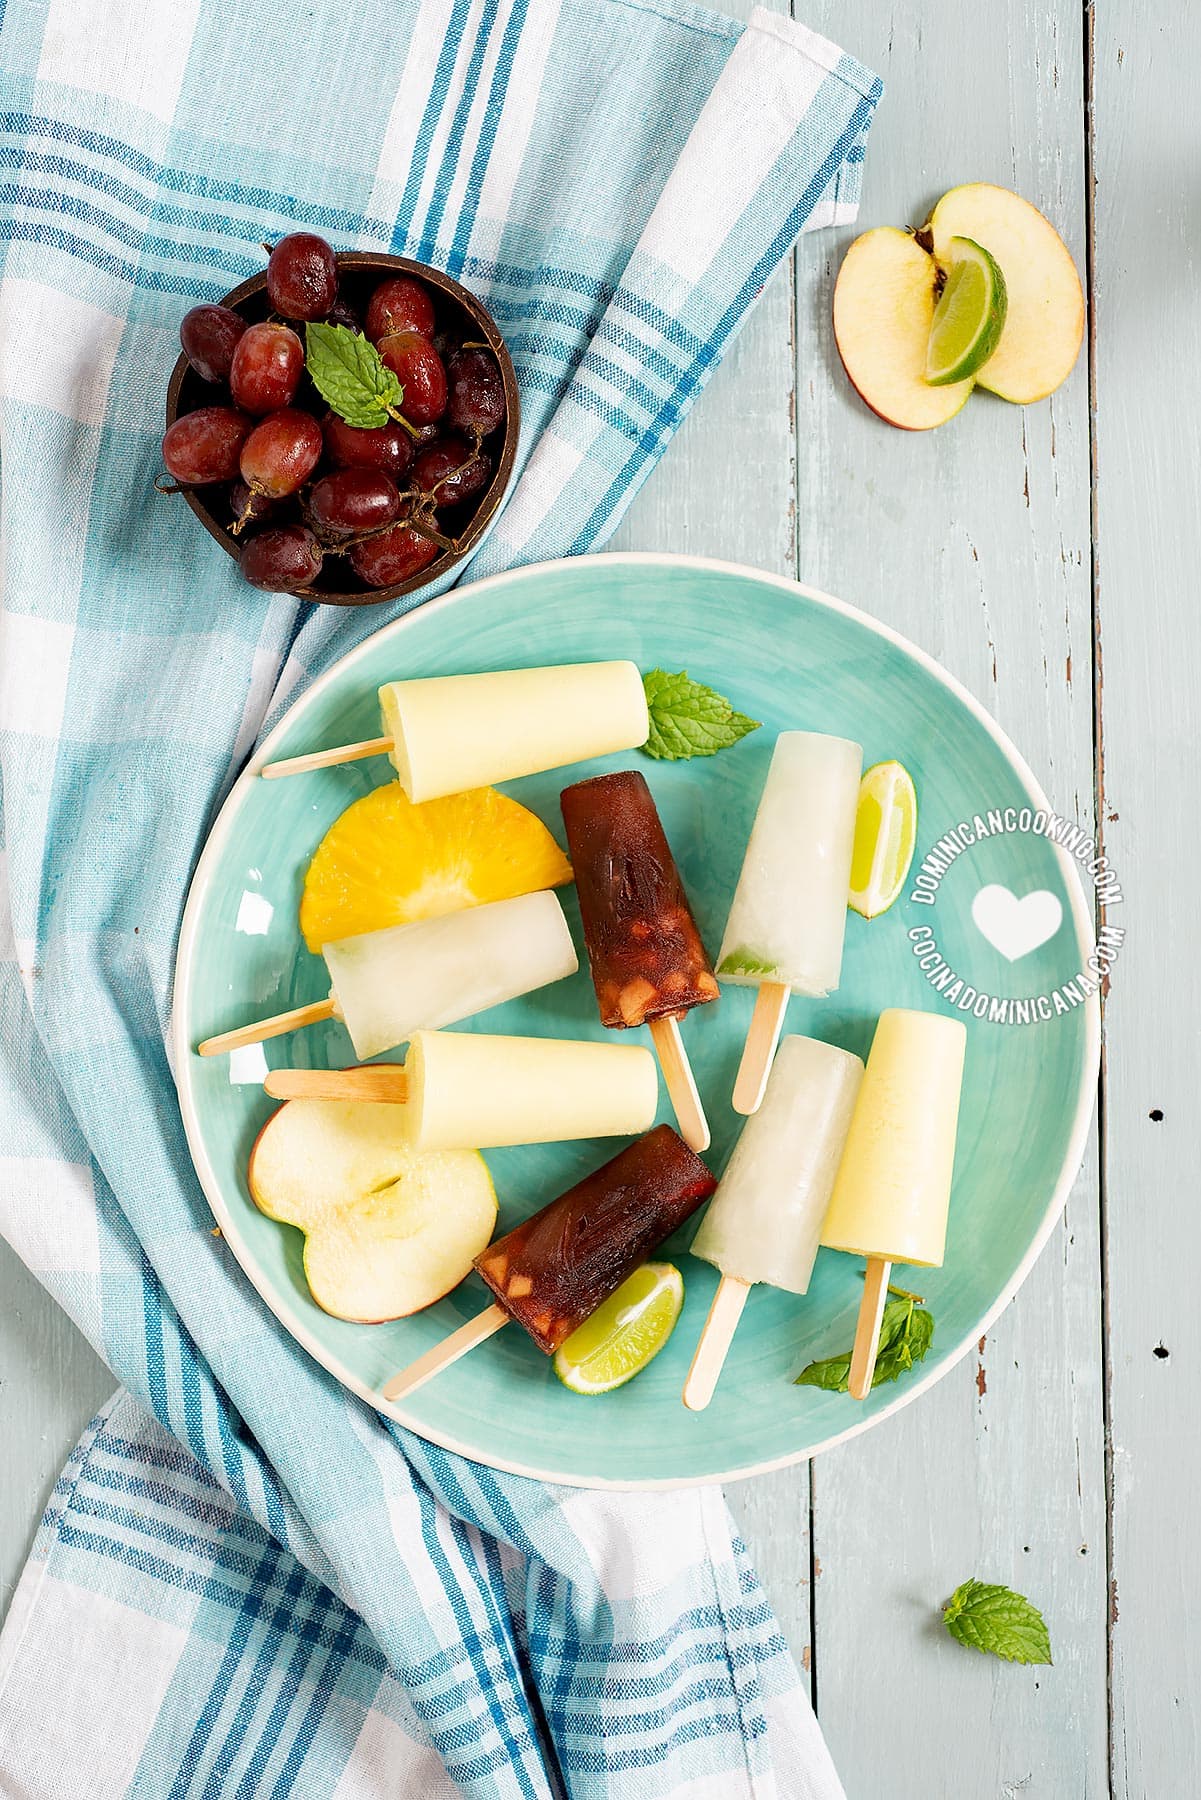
{"left": 349, "top": 521, "right": 440, "bottom": 587}
{"left": 266, "top": 232, "right": 338, "bottom": 321}
{"left": 229, "top": 478, "right": 275, "bottom": 530}
{"left": 240, "top": 409, "right": 323, "bottom": 497}
{"left": 229, "top": 322, "right": 304, "bottom": 414}
{"left": 162, "top": 407, "right": 251, "bottom": 483}
{"left": 240, "top": 526, "right": 323, "bottom": 591}
{"left": 411, "top": 437, "right": 490, "bottom": 507}
{"left": 325, "top": 296, "right": 362, "bottom": 333}
{"left": 378, "top": 330, "right": 447, "bottom": 424}
{"left": 180, "top": 304, "right": 246, "bottom": 384}
{"left": 365, "top": 277, "right": 436, "bottom": 343}
{"left": 321, "top": 411, "right": 413, "bottom": 482}
{"left": 446, "top": 346, "right": 505, "bottom": 437}
{"left": 309, "top": 469, "right": 401, "bottom": 539}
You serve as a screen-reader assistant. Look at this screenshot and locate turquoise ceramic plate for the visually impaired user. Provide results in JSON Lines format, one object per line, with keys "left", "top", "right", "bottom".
{"left": 174, "top": 554, "right": 1099, "bottom": 1488}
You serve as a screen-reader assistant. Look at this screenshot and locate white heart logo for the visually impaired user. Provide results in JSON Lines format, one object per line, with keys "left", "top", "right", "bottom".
{"left": 971, "top": 884, "right": 1063, "bottom": 962}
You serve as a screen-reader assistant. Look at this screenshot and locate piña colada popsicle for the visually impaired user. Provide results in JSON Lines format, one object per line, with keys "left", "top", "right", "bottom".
{"left": 820, "top": 1008, "right": 967, "bottom": 1398}
{"left": 260, "top": 662, "right": 650, "bottom": 795}
{"left": 683, "top": 1035, "right": 863, "bottom": 1410}
{"left": 717, "top": 731, "right": 862, "bottom": 1113}
{"left": 263, "top": 1029, "right": 660, "bottom": 1153}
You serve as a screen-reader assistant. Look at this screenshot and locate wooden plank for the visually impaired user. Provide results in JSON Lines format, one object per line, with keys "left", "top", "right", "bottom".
{"left": 0, "top": 1239, "right": 113, "bottom": 1620}
{"left": 610, "top": 0, "right": 809, "bottom": 1683}
{"left": 784, "top": 3, "right": 1109, "bottom": 1793}
{"left": 1089, "top": 5, "right": 1201, "bottom": 1792}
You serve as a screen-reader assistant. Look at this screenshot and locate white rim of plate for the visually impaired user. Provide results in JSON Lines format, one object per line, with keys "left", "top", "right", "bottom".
{"left": 172, "top": 551, "right": 1102, "bottom": 1491}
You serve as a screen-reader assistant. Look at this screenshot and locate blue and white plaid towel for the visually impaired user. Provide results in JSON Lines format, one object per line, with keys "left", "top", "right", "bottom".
{"left": 0, "top": 3, "right": 880, "bottom": 1794}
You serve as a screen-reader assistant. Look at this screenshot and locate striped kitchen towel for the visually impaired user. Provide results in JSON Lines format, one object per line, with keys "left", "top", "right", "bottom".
{"left": 0, "top": 2, "right": 880, "bottom": 1795}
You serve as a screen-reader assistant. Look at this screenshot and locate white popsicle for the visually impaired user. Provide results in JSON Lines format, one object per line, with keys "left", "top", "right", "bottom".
{"left": 683, "top": 1035, "right": 863, "bottom": 1410}
{"left": 198, "top": 892, "right": 577, "bottom": 1059}
{"left": 692, "top": 1036, "right": 864, "bottom": 1293}
{"left": 402, "top": 1029, "right": 659, "bottom": 1151}
{"left": 718, "top": 730, "right": 863, "bottom": 1112}
{"left": 325, "top": 891, "right": 578, "bottom": 1059}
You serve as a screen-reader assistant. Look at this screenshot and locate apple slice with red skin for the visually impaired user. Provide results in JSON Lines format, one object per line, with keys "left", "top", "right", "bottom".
{"left": 247, "top": 1075, "right": 496, "bottom": 1323}
{"left": 928, "top": 184, "right": 1084, "bottom": 404}
{"left": 833, "top": 227, "right": 975, "bottom": 431}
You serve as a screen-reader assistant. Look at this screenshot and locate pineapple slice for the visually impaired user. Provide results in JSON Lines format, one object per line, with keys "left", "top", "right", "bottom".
{"left": 299, "top": 781, "right": 572, "bottom": 952}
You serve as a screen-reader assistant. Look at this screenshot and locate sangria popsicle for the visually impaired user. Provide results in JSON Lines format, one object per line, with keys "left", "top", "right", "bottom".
{"left": 560, "top": 770, "right": 718, "bottom": 1151}
{"left": 382, "top": 1125, "right": 716, "bottom": 1399}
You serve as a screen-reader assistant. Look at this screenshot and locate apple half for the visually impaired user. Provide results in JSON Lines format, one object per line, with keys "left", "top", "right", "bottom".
{"left": 928, "top": 184, "right": 1084, "bottom": 403}
{"left": 833, "top": 227, "right": 975, "bottom": 431}
{"left": 248, "top": 1083, "right": 497, "bottom": 1323}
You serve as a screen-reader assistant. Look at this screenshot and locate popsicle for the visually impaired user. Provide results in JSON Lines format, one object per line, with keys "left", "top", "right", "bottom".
{"left": 263, "top": 1029, "right": 660, "bottom": 1152}
{"left": 560, "top": 769, "right": 718, "bottom": 1152}
{"left": 682, "top": 1034, "right": 864, "bottom": 1410}
{"left": 820, "top": 1008, "right": 967, "bottom": 1398}
{"left": 197, "top": 891, "right": 578, "bottom": 1058}
{"left": 381, "top": 1125, "right": 716, "bottom": 1400}
{"left": 717, "top": 731, "right": 863, "bottom": 1113}
{"left": 259, "top": 661, "right": 650, "bottom": 795}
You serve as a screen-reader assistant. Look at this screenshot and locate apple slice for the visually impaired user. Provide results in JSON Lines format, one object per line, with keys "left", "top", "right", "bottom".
{"left": 928, "top": 184, "right": 1083, "bottom": 403}
{"left": 248, "top": 1082, "right": 497, "bottom": 1322}
{"left": 833, "top": 227, "right": 974, "bottom": 430}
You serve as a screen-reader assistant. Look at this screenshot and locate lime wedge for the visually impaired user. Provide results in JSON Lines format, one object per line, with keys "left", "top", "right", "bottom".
{"left": 849, "top": 760, "right": 918, "bottom": 919}
{"left": 925, "top": 236, "right": 1008, "bottom": 386}
{"left": 554, "top": 1262, "right": 684, "bottom": 1395}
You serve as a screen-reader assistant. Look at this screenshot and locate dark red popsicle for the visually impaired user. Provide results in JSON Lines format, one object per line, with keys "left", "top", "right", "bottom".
{"left": 473, "top": 1125, "right": 716, "bottom": 1353}
{"left": 560, "top": 770, "right": 719, "bottom": 1031}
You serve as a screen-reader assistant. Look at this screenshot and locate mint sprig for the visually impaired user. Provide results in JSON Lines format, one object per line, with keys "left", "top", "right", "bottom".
{"left": 942, "top": 1580, "right": 1052, "bottom": 1665}
{"left": 794, "top": 1293, "right": 934, "bottom": 1393}
{"left": 641, "top": 669, "right": 760, "bottom": 761}
{"left": 305, "top": 321, "right": 405, "bottom": 429}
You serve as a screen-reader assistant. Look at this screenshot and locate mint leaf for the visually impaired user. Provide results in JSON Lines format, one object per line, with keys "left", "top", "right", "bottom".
{"left": 943, "top": 1580, "right": 1052, "bottom": 1665}
{"left": 641, "top": 669, "right": 760, "bottom": 761}
{"left": 305, "top": 322, "right": 404, "bottom": 428}
{"left": 717, "top": 948, "right": 779, "bottom": 978}
{"left": 795, "top": 1296, "right": 934, "bottom": 1393}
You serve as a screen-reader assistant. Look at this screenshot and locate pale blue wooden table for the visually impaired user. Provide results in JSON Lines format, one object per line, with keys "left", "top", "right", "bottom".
{"left": 1, "top": 2, "right": 1191, "bottom": 1793}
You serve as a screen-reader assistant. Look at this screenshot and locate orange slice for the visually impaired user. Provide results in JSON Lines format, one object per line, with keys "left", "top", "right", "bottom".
{"left": 299, "top": 781, "right": 572, "bottom": 952}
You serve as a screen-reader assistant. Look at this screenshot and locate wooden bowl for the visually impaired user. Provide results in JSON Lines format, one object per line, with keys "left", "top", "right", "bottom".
{"left": 164, "top": 253, "right": 520, "bottom": 606}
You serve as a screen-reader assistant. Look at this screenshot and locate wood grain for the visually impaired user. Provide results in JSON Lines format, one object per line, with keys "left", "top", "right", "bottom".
{"left": 788, "top": 2, "right": 1109, "bottom": 1791}
{"left": 1090, "top": 4, "right": 1199, "bottom": 1793}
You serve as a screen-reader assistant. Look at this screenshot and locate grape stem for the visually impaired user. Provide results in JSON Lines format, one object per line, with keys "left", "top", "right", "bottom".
{"left": 154, "top": 475, "right": 188, "bottom": 495}
{"left": 385, "top": 405, "right": 423, "bottom": 441}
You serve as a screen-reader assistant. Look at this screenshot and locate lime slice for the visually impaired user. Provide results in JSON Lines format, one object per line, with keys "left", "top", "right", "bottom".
{"left": 554, "top": 1262, "right": 684, "bottom": 1395}
{"left": 848, "top": 760, "right": 918, "bottom": 919}
{"left": 925, "top": 236, "right": 1008, "bottom": 386}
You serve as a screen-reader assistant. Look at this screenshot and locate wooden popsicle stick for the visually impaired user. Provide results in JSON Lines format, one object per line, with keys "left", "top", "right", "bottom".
{"left": 198, "top": 996, "right": 335, "bottom": 1057}
{"left": 260, "top": 736, "right": 393, "bottom": 780}
{"left": 848, "top": 1255, "right": 893, "bottom": 1400}
{"left": 682, "top": 1275, "right": 751, "bottom": 1412}
{"left": 381, "top": 1302, "right": 509, "bottom": 1402}
{"left": 649, "top": 1014, "right": 710, "bottom": 1153}
{"left": 263, "top": 1066, "right": 409, "bottom": 1103}
{"left": 731, "top": 981, "right": 790, "bottom": 1116}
